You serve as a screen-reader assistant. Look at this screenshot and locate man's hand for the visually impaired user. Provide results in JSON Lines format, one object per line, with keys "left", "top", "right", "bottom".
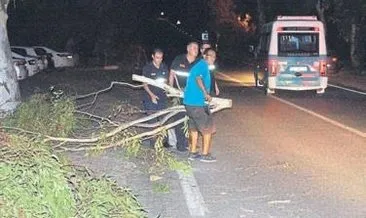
{"left": 204, "top": 93, "right": 212, "bottom": 102}
{"left": 215, "top": 82, "right": 220, "bottom": 96}
{"left": 151, "top": 94, "right": 159, "bottom": 104}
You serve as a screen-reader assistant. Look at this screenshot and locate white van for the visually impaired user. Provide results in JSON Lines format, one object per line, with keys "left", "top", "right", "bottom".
{"left": 253, "top": 16, "right": 328, "bottom": 95}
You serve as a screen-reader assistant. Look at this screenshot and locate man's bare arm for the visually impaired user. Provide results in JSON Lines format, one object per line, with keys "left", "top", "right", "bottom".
{"left": 143, "top": 83, "right": 158, "bottom": 103}
{"left": 196, "top": 77, "right": 212, "bottom": 102}
{"left": 169, "top": 70, "right": 176, "bottom": 87}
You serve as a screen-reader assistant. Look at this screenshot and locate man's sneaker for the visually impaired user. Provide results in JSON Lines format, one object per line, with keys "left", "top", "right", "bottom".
{"left": 188, "top": 152, "right": 201, "bottom": 161}
{"left": 200, "top": 154, "right": 217, "bottom": 163}
{"left": 177, "top": 147, "right": 188, "bottom": 152}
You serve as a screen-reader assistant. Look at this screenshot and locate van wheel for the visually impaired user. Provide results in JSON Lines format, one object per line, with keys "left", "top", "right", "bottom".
{"left": 265, "top": 88, "right": 274, "bottom": 96}
{"left": 315, "top": 91, "right": 324, "bottom": 97}
{"left": 316, "top": 89, "right": 325, "bottom": 96}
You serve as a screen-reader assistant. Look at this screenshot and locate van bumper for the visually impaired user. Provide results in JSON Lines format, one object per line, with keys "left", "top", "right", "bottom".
{"left": 267, "top": 77, "right": 328, "bottom": 91}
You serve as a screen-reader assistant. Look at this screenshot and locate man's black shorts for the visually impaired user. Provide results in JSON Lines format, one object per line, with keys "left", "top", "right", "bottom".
{"left": 185, "top": 105, "right": 215, "bottom": 134}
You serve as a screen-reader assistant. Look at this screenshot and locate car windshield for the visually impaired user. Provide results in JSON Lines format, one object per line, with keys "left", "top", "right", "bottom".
{"left": 12, "top": 48, "right": 27, "bottom": 56}
{"left": 278, "top": 33, "right": 319, "bottom": 57}
{"left": 34, "top": 48, "right": 47, "bottom": 55}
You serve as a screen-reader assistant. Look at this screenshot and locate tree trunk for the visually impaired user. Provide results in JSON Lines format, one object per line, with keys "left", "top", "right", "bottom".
{"left": 0, "top": 1, "right": 21, "bottom": 116}
{"left": 315, "top": 0, "right": 327, "bottom": 38}
{"left": 257, "top": 0, "right": 266, "bottom": 29}
{"left": 350, "top": 23, "right": 362, "bottom": 72}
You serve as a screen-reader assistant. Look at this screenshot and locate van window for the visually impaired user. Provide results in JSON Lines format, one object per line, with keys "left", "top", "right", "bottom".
{"left": 278, "top": 33, "right": 319, "bottom": 57}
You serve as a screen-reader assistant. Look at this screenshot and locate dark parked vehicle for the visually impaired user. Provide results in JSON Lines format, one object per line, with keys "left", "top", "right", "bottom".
{"left": 327, "top": 50, "right": 342, "bottom": 74}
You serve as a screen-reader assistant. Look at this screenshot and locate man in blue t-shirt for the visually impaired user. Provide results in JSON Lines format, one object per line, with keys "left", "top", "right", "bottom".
{"left": 183, "top": 48, "right": 217, "bottom": 163}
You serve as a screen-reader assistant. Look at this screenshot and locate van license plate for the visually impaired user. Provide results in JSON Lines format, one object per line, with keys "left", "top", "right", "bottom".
{"left": 289, "top": 66, "right": 307, "bottom": 72}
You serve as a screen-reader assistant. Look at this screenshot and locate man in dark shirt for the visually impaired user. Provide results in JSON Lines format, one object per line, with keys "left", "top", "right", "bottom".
{"left": 142, "top": 48, "right": 169, "bottom": 147}
{"left": 169, "top": 42, "right": 199, "bottom": 90}
{"left": 168, "top": 42, "right": 199, "bottom": 152}
{"left": 199, "top": 42, "right": 220, "bottom": 97}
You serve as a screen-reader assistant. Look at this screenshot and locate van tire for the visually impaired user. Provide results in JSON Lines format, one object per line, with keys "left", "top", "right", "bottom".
{"left": 316, "top": 89, "right": 325, "bottom": 95}
{"left": 315, "top": 91, "right": 324, "bottom": 97}
{"left": 265, "top": 88, "right": 274, "bottom": 95}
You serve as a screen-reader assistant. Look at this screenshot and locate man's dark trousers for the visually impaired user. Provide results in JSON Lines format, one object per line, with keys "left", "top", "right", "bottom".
{"left": 174, "top": 112, "right": 188, "bottom": 151}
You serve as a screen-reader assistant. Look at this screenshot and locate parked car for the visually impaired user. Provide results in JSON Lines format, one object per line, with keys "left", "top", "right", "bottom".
{"left": 32, "top": 46, "right": 76, "bottom": 68}
{"left": 11, "top": 52, "right": 40, "bottom": 77}
{"left": 11, "top": 46, "right": 48, "bottom": 70}
{"left": 12, "top": 57, "right": 28, "bottom": 80}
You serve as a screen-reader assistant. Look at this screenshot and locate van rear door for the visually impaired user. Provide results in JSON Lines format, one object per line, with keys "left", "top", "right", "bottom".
{"left": 274, "top": 32, "right": 325, "bottom": 88}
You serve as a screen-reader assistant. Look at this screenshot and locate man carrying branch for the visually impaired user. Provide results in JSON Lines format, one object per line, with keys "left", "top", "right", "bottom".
{"left": 183, "top": 48, "right": 217, "bottom": 163}
{"left": 142, "top": 48, "right": 170, "bottom": 147}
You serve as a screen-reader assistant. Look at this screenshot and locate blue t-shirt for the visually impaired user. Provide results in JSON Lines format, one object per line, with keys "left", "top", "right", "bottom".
{"left": 183, "top": 59, "right": 211, "bottom": 106}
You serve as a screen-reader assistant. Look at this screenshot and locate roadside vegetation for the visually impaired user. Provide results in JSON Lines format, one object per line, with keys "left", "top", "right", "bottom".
{"left": 0, "top": 92, "right": 190, "bottom": 217}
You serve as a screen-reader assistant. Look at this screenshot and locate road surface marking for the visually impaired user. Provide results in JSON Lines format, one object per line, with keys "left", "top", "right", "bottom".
{"left": 328, "top": 84, "right": 366, "bottom": 96}
{"left": 177, "top": 171, "right": 208, "bottom": 217}
{"left": 217, "top": 73, "right": 366, "bottom": 138}
{"left": 270, "top": 95, "right": 366, "bottom": 138}
{"left": 216, "top": 72, "right": 253, "bottom": 86}
{"left": 216, "top": 72, "right": 244, "bottom": 83}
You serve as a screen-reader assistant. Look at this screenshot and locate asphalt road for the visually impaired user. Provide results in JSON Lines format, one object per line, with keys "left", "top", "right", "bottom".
{"left": 19, "top": 67, "right": 366, "bottom": 218}
{"left": 182, "top": 70, "right": 366, "bottom": 218}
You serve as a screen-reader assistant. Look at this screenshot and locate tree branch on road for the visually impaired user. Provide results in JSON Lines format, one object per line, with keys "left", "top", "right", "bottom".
{"left": 2, "top": 75, "right": 232, "bottom": 151}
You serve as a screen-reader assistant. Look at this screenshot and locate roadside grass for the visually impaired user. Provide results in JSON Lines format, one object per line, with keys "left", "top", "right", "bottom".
{"left": 0, "top": 94, "right": 146, "bottom": 217}
{"left": 0, "top": 136, "right": 76, "bottom": 218}
{"left": 1, "top": 92, "right": 191, "bottom": 217}
{"left": 3, "top": 93, "right": 75, "bottom": 137}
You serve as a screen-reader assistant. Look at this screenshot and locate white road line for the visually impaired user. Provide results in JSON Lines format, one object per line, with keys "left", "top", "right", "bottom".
{"left": 270, "top": 95, "right": 366, "bottom": 138}
{"left": 328, "top": 84, "right": 366, "bottom": 96}
{"left": 216, "top": 72, "right": 253, "bottom": 86}
{"left": 177, "top": 171, "right": 208, "bottom": 217}
{"left": 216, "top": 72, "right": 243, "bottom": 83}
{"left": 217, "top": 73, "right": 366, "bottom": 138}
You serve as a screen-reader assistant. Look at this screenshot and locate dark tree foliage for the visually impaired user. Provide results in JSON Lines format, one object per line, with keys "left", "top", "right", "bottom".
{"left": 5, "top": 0, "right": 366, "bottom": 70}
{"left": 8, "top": 0, "right": 150, "bottom": 65}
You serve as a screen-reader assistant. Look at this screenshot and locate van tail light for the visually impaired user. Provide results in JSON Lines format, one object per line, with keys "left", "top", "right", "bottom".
{"left": 319, "top": 60, "right": 327, "bottom": 76}
{"left": 268, "top": 59, "right": 278, "bottom": 76}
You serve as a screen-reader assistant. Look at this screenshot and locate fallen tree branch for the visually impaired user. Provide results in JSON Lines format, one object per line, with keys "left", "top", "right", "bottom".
{"left": 1, "top": 126, "right": 42, "bottom": 137}
{"left": 74, "top": 81, "right": 143, "bottom": 100}
{"left": 56, "top": 116, "right": 187, "bottom": 152}
{"left": 43, "top": 106, "right": 185, "bottom": 143}
{"left": 132, "top": 74, "right": 232, "bottom": 113}
{"left": 75, "top": 81, "right": 143, "bottom": 109}
{"left": 3, "top": 76, "right": 232, "bottom": 152}
{"left": 132, "top": 74, "right": 183, "bottom": 98}
{"left": 75, "top": 110, "right": 120, "bottom": 126}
